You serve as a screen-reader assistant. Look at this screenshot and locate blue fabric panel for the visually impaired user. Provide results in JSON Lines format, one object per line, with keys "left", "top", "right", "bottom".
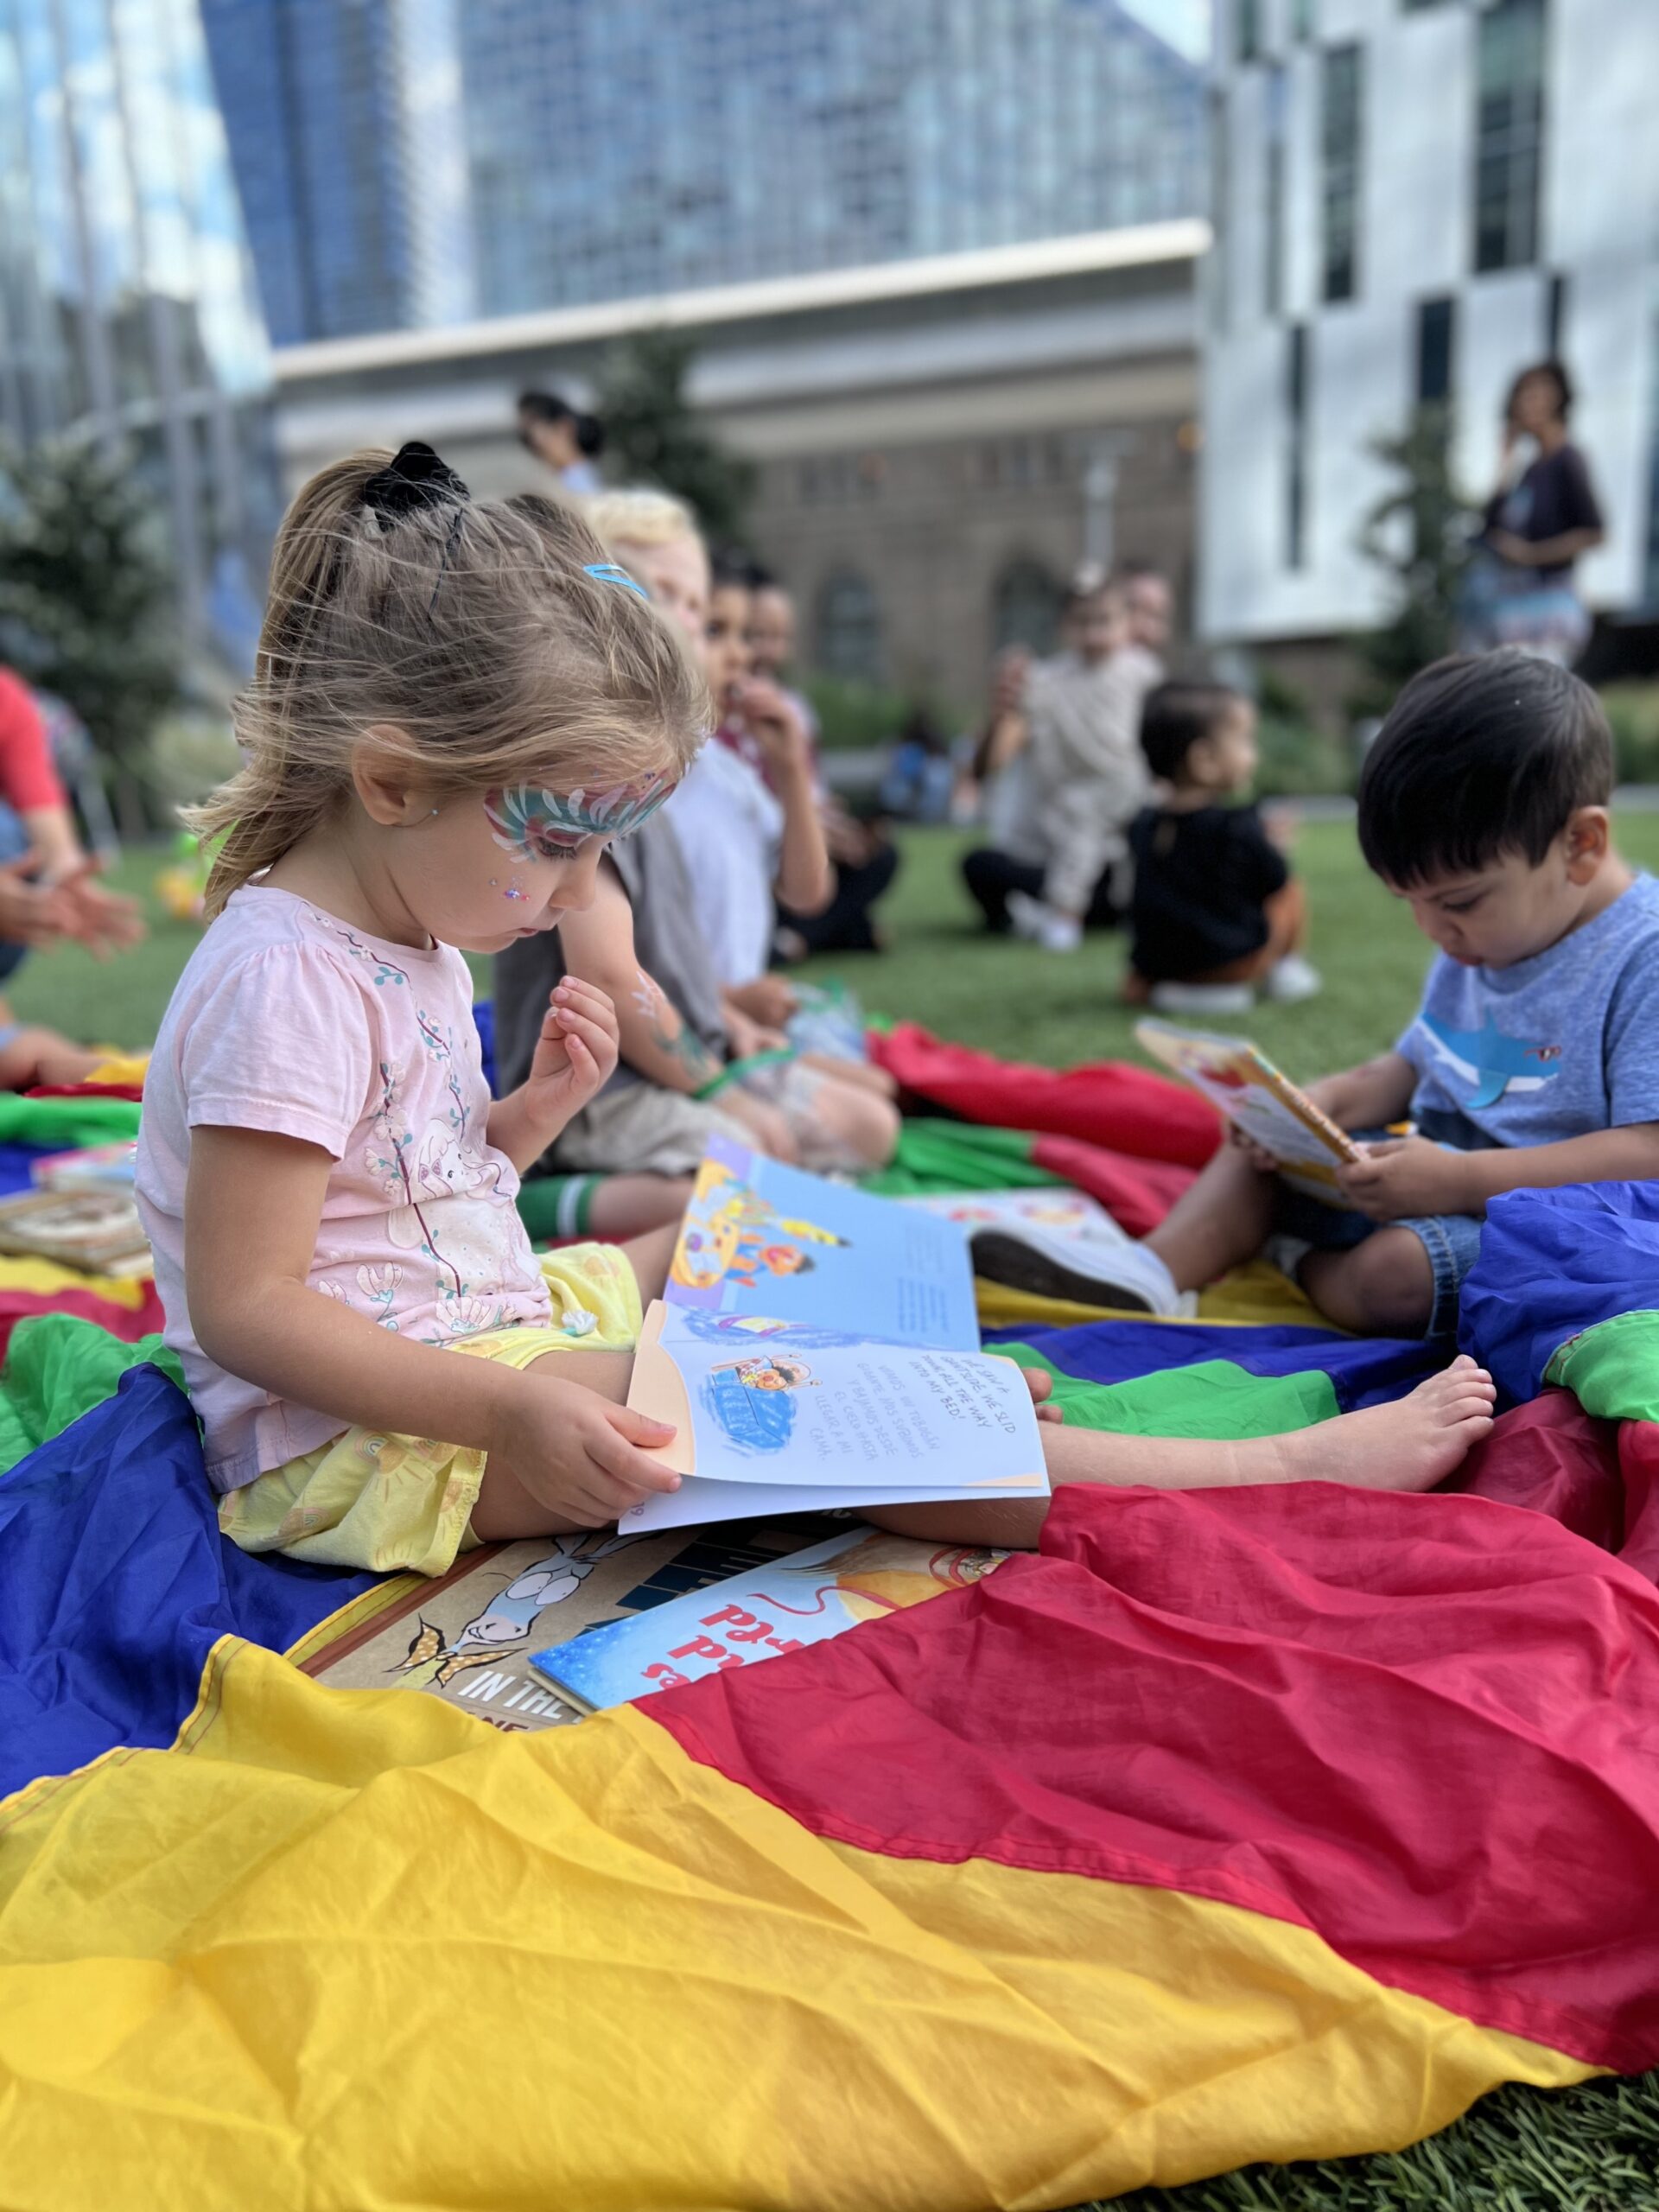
{"left": 983, "top": 1317, "right": 1441, "bottom": 1413}
{"left": 0, "top": 1141, "right": 49, "bottom": 1197}
{"left": 1460, "top": 1180, "right": 1659, "bottom": 1405}
{"left": 0, "top": 1364, "right": 383, "bottom": 1800}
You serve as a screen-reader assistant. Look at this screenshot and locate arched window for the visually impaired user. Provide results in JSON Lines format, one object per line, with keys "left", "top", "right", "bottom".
{"left": 993, "top": 556, "right": 1065, "bottom": 656}
{"left": 816, "top": 569, "right": 883, "bottom": 683}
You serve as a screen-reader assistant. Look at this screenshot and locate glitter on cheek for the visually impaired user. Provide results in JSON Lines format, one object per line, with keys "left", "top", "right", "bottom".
{"left": 502, "top": 882, "right": 530, "bottom": 903}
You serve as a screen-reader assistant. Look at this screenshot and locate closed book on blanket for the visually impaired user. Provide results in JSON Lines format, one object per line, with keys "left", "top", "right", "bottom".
{"left": 531, "top": 1525, "right": 1008, "bottom": 1712}
{"left": 300, "top": 1516, "right": 842, "bottom": 1732}
{"left": 621, "top": 1299, "right": 1049, "bottom": 1532}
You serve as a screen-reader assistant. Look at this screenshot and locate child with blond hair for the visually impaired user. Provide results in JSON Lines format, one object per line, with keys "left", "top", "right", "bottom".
{"left": 137, "top": 444, "right": 1497, "bottom": 1578}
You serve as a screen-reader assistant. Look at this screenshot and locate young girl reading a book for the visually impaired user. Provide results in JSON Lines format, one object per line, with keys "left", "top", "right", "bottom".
{"left": 137, "top": 442, "right": 1499, "bottom": 1579}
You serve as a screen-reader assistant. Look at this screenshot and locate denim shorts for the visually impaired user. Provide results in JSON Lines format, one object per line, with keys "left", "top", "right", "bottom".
{"left": 1273, "top": 1122, "right": 1488, "bottom": 1340}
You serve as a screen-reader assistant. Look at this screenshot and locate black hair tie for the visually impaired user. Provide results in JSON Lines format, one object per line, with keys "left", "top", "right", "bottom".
{"left": 361, "top": 441, "right": 470, "bottom": 528}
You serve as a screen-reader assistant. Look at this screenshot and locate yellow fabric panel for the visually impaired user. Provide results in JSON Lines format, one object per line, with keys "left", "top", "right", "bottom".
{"left": 0, "top": 1255, "right": 150, "bottom": 1308}
{"left": 976, "top": 1259, "right": 1332, "bottom": 1335}
{"left": 84, "top": 1052, "right": 149, "bottom": 1087}
{"left": 0, "top": 1641, "right": 1587, "bottom": 2211}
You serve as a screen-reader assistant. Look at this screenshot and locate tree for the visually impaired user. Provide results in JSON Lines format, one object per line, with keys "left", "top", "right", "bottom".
{"left": 0, "top": 435, "right": 181, "bottom": 830}
{"left": 594, "top": 329, "right": 756, "bottom": 545}
{"left": 1354, "top": 404, "right": 1476, "bottom": 710}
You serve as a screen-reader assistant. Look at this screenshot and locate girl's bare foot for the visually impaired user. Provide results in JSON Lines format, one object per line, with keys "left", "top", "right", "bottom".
{"left": 1272, "top": 1357, "right": 1497, "bottom": 1493}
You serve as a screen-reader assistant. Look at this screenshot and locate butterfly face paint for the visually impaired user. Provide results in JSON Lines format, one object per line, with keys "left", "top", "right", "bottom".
{"left": 483, "top": 775, "right": 673, "bottom": 864}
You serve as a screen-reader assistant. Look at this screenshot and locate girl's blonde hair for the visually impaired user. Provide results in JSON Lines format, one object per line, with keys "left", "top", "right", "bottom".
{"left": 192, "top": 448, "right": 709, "bottom": 917}
{"left": 580, "top": 485, "right": 698, "bottom": 552}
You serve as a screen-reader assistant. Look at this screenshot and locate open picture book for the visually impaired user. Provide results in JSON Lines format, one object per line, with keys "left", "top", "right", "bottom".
{"left": 622, "top": 1299, "right": 1048, "bottom": 1531}
{"left": 1135, "top": 1018, "right": 1363, "bottom": 1204}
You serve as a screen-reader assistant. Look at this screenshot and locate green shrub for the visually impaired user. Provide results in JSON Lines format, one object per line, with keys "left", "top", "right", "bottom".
{"left": 1599, "top": 683, "right": 1659, "bottom": 786}
{"left": 1253, "top": 715, "right": 1353, "bottom": 798}
{"left": 802, "top": 673, "right": 935, "bottom": 751}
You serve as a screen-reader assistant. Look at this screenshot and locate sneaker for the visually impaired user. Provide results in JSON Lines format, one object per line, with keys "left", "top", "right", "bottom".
{"left": 1264, "top": 953, "right": 1323, "bottom": 1003}
{"left": 1148, "top": 979, "right": 1256, "bottom": 1016}
{"left": 1007, "top": 893, "right": 1082, "bottom": 952}
{"left": 904, "top": 1188, "right": 1192, "bottom": 1316}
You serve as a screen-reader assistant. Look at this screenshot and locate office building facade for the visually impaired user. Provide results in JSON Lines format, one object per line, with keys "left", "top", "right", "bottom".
{"left": 208, "top": 0, "right": 1205, "bottom": 341}
{"left": 0, "top": 0, "right": 279, "bottom": 657}
{"left": 1201, "top": 0, "right": 1659, "bottom": 667}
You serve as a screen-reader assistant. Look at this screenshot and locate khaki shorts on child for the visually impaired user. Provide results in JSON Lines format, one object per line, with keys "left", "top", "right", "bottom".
{"left": 217, "top": 1244, "right": 643, "bottom": 1578}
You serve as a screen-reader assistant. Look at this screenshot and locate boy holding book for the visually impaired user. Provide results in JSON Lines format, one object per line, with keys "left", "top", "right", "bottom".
{"left": 1137, "top": 652, "right": 1659, "bottom": 1338}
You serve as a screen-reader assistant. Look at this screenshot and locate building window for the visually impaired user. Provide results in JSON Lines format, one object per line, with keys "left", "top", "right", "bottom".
{"left": 1236, "top": 0, "right": 1261, "bottom": 63}
{"left": 1208, "top": 86, "right": 1230, "bottom": 335}
{"left": 1416, "top": 296, "right": 1456, "bottom": 404}
{"left": 993, "top": 558, "right": 1065, "bottom": 657}
{"left": 1286, "top": 323, "right": 1309, "bottom": 570}
{"left": 1293, "top": 0, "right": 1316, "bottom": 38}
{"left": 1320, "top": 44, "right": 1363, "bottom": 303}
{"left": 817, "top": 570, "right": 884, "bottom": 684}
{"left": 1474, "top": 0, "right": 1546, "bottom": 274}
{"left": 1263, "top": 66, "right": 1288, "bottom": 318}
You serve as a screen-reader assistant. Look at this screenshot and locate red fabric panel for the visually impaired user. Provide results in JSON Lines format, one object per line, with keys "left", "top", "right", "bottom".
{"left": 0, "top": 1284, "right": 164, "bottom": 1356}
{"left": 1453, "top": 1389, "right": 1627, "bottom": 1554}
{"left": 652, "top": 1478, "right": 1659, "bottom": 2071}
{"left": 1619, "top": 1423, "right": 1659, "bottom": 1586}
{"left": 1029, "top": 1134, "right": 1195, "bottom": 1235}
{"left": 0, "top": 669, "right": 65, "bottom": 813}
{"left": 23, "top": 1084, "right": 145, "bottom": 1102}
{"left": 870, "top": 1021, "right": 1223, "bottom": 1166}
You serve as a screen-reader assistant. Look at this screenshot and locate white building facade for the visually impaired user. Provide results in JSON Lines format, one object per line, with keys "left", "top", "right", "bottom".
{"left": 1200, "top": 0, "right": 1659, "bottom": 655}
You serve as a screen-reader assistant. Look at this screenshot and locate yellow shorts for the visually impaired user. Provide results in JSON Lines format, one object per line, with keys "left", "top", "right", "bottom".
{"left": 217, "top": 1244, "right": 643, "bottom": 1578}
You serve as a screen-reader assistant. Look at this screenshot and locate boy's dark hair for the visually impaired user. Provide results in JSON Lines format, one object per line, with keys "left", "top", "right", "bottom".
{"left": 518, "top": 388, "right": 573, "bottom": 426}
{"left": 1357, "top": 651, "right": 1611, "bottom": 886}
{"left": 1140, "top": 681, "right": 1246, "bottom": 784}
{"left": 709, "top": 546, "right": 763, "bottom": 591}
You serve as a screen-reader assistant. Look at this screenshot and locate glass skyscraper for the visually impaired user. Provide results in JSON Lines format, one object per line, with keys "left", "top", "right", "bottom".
{"left": 207, "top": 0, "right": 1205, "bottom": 343}
{"left": 0, "top": 0, "right": 278, "bottom": 656}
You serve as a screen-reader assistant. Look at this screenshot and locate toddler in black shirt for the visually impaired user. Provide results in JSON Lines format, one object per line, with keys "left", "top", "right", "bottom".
{"left": 1125, "top": 683, "right": 1320, "bottom": 1013}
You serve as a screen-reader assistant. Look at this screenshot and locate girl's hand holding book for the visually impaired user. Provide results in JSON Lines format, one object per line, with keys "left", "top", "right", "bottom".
{"left": 488, "top": 1374, "right": 680, "bottom": 1526}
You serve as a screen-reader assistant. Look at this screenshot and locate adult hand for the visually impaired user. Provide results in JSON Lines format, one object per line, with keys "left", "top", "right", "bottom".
{"left": 487, "top": 1371, "right": 680, "bottom": 1527}
{"left": 1336, "top": 1138, "right": 1471, "bottom": 1222}
{"left": 990, "top": 647, "right": 1030, "bottom": 717}
{"left": 0, "top": 856, "right": 72, "bottom": 948}
{"left": 48, "top": 861, "right": 146, "bottom": 958}
{"left": 728, "top": 973, "right": 798, "bottom": 1029}
{"left": 1485, "top": 527, "right": 1538, "bottom": 569}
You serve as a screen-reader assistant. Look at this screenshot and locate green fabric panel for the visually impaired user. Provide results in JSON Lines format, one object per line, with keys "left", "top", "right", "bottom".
{"left": 0, "top": 1315, "right": 184, "bottom": 1477}
{"left": 994, "top": 1342, "right": 1342, "bottom": 1440}
{"left": 1544, "top": 1309, "right": 1659, "bottom": 1427}
{"left": 861, "top": 1119, "right": 1062, "bottom": 1198}
{"left": 0, "top": 1095, "right": 142, "bottom": 1148}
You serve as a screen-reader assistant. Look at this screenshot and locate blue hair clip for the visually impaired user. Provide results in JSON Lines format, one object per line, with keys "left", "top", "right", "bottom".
{"left": 583, "top": 561, "right": 650, "bottom": 601}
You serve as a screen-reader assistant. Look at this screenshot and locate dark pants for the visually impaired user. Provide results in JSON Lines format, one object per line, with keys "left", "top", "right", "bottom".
{"left": 961, "top": 845, "right": 1122, "bottom": 935}
{"left": 779, "top": 842, "right": 900, "bottom": 956}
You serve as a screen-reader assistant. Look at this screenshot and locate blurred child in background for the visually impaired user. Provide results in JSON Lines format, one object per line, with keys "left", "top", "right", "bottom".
{"left": 747, "top": 570, "right": 899, "bottom": 957}
{"left": 1124, "top": 682, "right": 1319, "bottom": 1014}
{"left": 493, "top": 491, "right": 897, "bottom": 1189}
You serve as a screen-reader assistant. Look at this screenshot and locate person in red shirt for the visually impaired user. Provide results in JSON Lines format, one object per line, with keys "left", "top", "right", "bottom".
{"left": 0, "top": 669, "right": 144, "bottom": 1086}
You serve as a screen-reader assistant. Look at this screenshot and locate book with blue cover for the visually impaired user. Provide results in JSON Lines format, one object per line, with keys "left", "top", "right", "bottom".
{"left": 664, "top": 1134, "right": 979, "bottom": 1350}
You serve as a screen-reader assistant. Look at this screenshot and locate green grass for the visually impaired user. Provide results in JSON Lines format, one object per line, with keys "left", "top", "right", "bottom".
{"left": 19, "top": 822, "right": 1659, "bottom": 2212}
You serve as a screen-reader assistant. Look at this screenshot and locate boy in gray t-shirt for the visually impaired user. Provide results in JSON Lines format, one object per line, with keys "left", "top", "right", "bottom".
{"left": 1137, "top": 652, "right": 1659, "bottom": 1338}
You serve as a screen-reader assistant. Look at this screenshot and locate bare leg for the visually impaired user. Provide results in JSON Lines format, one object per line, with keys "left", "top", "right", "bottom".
{"left": 1299, "top": 1230, "right": 1435, "bottom": 1337}
{"left": 619, "top": 1218, "right": 681, "bottom": 1308}
{"left": 794, "top": 1068, "right": 899, "bottom": 1169}
{"left": 586, "top": 1174, "right": 694, "bottom": 1241}
{"left": 866, "top": 1357, "right": 1497, "bottom": 1550}
{"left": 724, "top": 1088, "right": 802, "bottom": 1163}
{"left": 800, "top": 1050, "right": 898, "bottom": 1101}
{"left": 1144, "top": 1143, "right": 1277, "bottom": 1292}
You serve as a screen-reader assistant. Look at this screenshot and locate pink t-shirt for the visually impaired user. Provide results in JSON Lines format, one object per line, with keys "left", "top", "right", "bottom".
{"left": 137, "top": 885, "right": 551, "bottom": 1491}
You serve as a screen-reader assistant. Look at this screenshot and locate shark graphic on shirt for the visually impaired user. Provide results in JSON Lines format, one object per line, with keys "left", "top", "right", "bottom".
{"left": 1416, "top": 1013, "right": 1564, "bottom": 1111}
